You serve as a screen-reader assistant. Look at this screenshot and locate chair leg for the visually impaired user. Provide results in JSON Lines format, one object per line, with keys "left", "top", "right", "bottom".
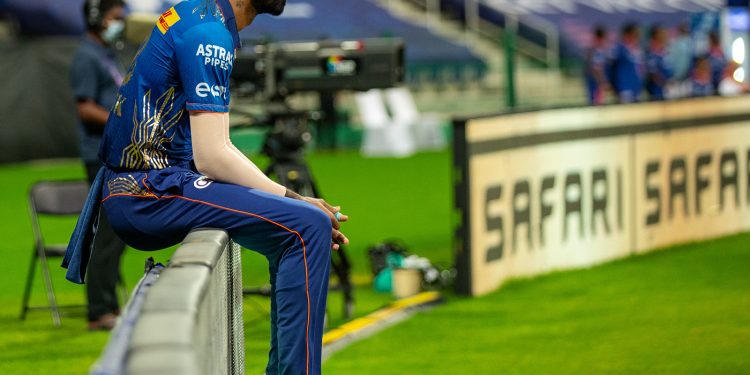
{"left": 38, "top": 252, "right": 61, "bottom": 327}
{"left": 19, "top": 249, "right": 38, "bottom": 320}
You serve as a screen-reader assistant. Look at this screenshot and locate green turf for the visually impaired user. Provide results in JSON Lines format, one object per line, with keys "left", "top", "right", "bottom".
{"left": 1, "top": 153, "right": 748, "bottom": 374}
{"left": 324, "top": 234, "right": 750, "bottom": 374}
{"left": 0, "top": 151, "right": 452, "bottom": 374}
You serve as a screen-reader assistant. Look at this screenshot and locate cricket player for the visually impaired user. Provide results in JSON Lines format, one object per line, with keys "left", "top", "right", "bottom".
{"left": 612, "top": 23, "right": 644, "bottom": 103}
{"left": 585, "top": 25, "right": 610, "bottom": 105}
{"left": 645, "top": 25, "right": 672, "bottom": 101}
{"left": 64, "top": 0, "right": 348, "bottom": 373}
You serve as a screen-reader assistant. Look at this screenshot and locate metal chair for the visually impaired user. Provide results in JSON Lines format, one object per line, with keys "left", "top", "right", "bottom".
{"left": 20, "top": 180, "right": 90, "bottom": 326}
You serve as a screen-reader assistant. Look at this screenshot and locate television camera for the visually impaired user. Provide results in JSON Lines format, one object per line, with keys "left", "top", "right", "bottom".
{"left": 232, "top": 38, "right": 405, "bottom": 98}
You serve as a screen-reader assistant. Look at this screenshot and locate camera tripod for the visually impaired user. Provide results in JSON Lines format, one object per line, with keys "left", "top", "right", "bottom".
{"left": 243, "top": 111, "right": 354, "bottom": 320}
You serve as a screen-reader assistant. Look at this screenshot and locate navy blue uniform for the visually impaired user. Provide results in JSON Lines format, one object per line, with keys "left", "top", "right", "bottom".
{"left": 612, "top": 42, "right": 644, "bottom": 103}
{"left": 97, "top": 1, "right": 331, "bottom": 373}
{"left": 585, "top": 46, "right": 609, "bottom": 105}
{"left": 645, "top": 48, "right": 672, "bottom": 101}
{"left": 691, "top": 77, "right": 714, "bottom": 97}
{"left": 708, "top": 47, "right": 727, "bottom": 90}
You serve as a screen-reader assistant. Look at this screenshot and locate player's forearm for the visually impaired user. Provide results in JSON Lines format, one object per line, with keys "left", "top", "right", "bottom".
{"left": 196, "top": 145, "right": 286, "bottom": 195}
{"left": 191, "top": 112, "right": 286, "bottom": 196}
{"left": 225, "top": 140, "right": 302, "bottom": 198}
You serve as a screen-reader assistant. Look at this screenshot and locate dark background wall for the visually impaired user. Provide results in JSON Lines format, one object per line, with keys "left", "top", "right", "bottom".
{"left": 0, "top": 37, "right": 81, "bottom": 163}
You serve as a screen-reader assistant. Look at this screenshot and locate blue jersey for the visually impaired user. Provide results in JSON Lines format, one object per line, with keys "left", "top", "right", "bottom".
{"left": 645, "top": 48, "right": 672, "bottom": 100}
{"left": 612, "top": 42, "right": 644, "bottom": 97}
{"left": 585, "top": 46, "right": 609, "bottom": 87}
{"left": 585, "top": 46, "right": 610, "bottom": 105}
{"left": 708, "top": 47, "right": 726, "bottom": 89}
{"left": 691, "top": 77, "right": 714, "bottom": 97}
{"left": 98, "top": 0, "right": 240, "bottom": 171}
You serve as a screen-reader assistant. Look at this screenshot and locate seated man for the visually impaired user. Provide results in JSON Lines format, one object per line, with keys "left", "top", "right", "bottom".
{"left": 65, "top": 0, "right": 348, "bottom": 374}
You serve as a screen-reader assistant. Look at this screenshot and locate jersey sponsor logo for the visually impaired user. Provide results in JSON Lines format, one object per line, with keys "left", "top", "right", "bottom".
{"left": 194, "top": 176, "right": 213, "bottom": 189}
{"left": 196, "top": 44, "right": 234, "bottom": 71}
{"left": 157, "top": 7, "right": 181, "bottom": 34}
{"left": 195, "top": 82, "right": 228, "bottom": 99}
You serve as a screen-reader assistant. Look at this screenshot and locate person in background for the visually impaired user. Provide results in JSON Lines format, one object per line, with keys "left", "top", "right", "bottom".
{"left": 585, "top": 25, "right": 611, "bottom": 105}
{"left": 645, "top": 25, "right": 673, "bottom": 101}
{"left": 707, "top": 31, "right": 727, "bottom": 90}
{"left": 691, "top": 56, "right": 715, "bottom": 97}
{"left": 668, "top": 22, "right": 693, "bottom": 81}
{"left": 70, "top": 0, "right": 127, "bottom": 331}
{"left": 612, "top": 22, "right": 644, "bottom": 103}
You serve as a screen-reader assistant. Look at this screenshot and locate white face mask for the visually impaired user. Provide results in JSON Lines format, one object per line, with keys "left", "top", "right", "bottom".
{"left": 102, "top": 20, "right": 125, "bottom": 44}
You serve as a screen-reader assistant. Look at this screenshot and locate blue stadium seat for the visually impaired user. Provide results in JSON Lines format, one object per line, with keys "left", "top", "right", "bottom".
{"left": 439, "top": 0, "right": 721, "bottom": 60}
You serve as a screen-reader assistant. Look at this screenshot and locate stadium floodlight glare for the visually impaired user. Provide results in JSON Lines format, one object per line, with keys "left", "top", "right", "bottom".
{"left": 732, "top": 37, "right": 746, "bottom": 64}
{"left": 734, "top": 67, "right": 745, "bottom": 82}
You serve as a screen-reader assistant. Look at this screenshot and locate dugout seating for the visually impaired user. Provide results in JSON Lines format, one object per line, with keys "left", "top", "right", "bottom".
{"left": 20, "top": 180, "right": 89, "bottom": 326}
{"left": 20, "top": 180, "right": 127, "bottom": 326}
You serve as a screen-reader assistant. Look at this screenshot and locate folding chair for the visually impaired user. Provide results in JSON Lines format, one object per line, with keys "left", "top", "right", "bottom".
{"left": 20, "top": 180, "right": 89, "bottom": 326}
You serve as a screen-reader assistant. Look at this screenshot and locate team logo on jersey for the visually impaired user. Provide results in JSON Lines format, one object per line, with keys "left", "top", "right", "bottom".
{"left": 194, "top": 176, "right": 213, "bottom": 189}
{"left": 157, "top": 7, "right": 181, "bottom": 34}
{"left": 195, "top": 82, "right": 228, "bottom": 99}
{"left": 196, "top": 44, "right": 234, "bottom": 71}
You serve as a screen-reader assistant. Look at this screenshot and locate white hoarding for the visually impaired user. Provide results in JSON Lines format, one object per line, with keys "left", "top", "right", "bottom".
{"left": 454, "top": 96, "right": 750, "bottom": 296}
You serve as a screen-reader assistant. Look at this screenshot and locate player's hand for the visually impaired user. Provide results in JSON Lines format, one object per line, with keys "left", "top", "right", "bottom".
{"left": 301, "top": 197, "right": 349, "bottom": 250}
{"left": 301, "top": 197, "right": 348, "bottom": 228}
{"left": 332, "top": 229, "right": 348, "bottom": 251}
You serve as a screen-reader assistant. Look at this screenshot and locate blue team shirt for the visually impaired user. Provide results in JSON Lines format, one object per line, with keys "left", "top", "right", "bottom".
{"left": 98, "top": 0, "right": 240, "bottom": 171}
{"left": 645, "top": 48, "right": 672, "bottom": 100}
{"left": 708, "top": 48, "right": 727, "bottom": 89}
{"left": 612, "top": 42, "right": 644, "bottom": 96}
{"left": 585, "top": 46, "right": 609, "bottom": 88}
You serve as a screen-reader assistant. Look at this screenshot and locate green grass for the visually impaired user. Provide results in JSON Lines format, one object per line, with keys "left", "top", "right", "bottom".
{"left": 1, "top": 152, "right": 748, "bottom": 374}
{"left": 324, "top": 234, "right": 750, "bottom": 374}
{"left": 0, "top": 151, "right": 453, "bottom": 374}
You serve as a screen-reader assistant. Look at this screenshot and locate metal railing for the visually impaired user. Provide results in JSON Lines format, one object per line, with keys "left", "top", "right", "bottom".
{"left": 403, "top": 0, "right": 560, "bottom": 70}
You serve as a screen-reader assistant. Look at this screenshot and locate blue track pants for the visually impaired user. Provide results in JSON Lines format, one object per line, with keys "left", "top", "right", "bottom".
{"left": 101, "top": 166, "right": 331, "bottom": 375}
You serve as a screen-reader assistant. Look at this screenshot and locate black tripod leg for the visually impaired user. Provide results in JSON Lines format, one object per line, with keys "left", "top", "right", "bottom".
{"left": 306, "top": 167, "right": 354, "bottom": 318}
{"left": 332, "top": 248, "right": 354, "bottom": 319}
{"left": 264, "top": 162, "right": 276, "bottom": 179}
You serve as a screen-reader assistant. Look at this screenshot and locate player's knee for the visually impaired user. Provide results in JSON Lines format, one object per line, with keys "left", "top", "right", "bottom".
{"left": 304, "top": 206, "right": 333, "bottom": 237}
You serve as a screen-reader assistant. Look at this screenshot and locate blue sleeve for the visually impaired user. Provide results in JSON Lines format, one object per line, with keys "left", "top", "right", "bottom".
{"left": 646, "top": 54, "right": 657, "bottom": 74}
{"left": 70, "top": 51, "right": 99, "bottom": 102}
{"left": 614, "top": 44, "right": 626, "bottom": 63}
{"left": 174, "top": 23, "right": 234, "bottom": 113}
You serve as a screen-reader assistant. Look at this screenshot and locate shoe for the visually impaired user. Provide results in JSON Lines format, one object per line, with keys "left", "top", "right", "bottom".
{"left": 88, "top": 313, "right": 118, "bottom": 331}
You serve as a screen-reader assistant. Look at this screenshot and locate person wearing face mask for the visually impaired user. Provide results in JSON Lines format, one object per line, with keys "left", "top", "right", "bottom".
{"left": 63, "top": 0, "right": 348, "bottom": 373}
{"left": 69, "top": 0, "right": 127, "bottom": 331}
